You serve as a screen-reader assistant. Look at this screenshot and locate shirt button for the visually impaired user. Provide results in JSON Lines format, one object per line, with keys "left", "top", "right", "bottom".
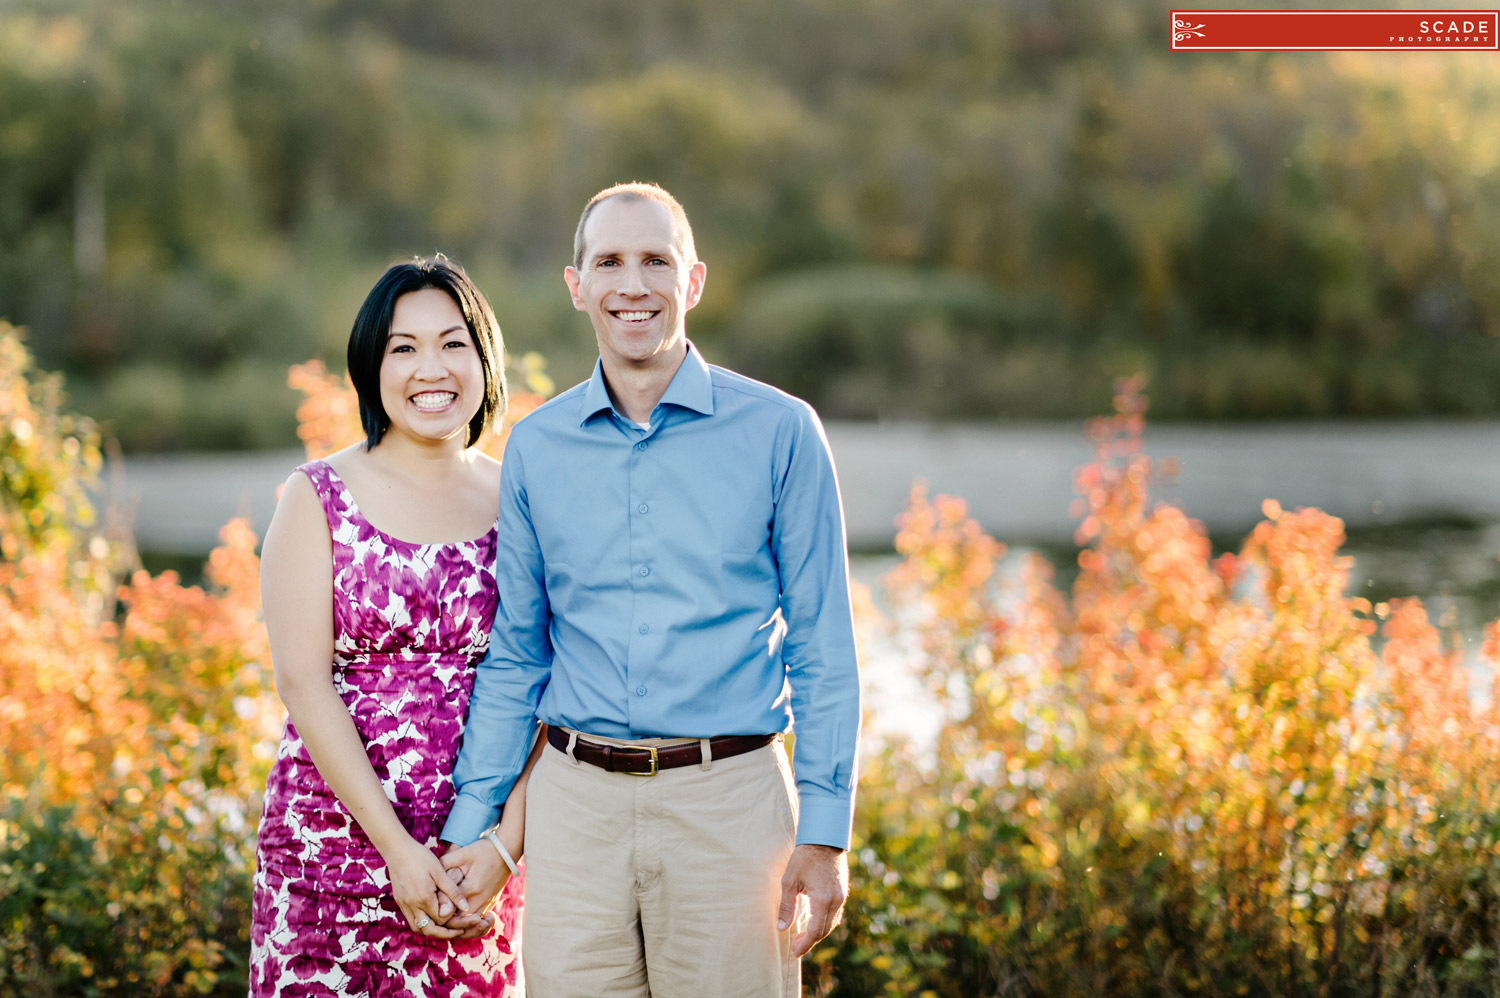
{"left": 638, "top": 503, "right": 649, "bottom": 514}
{"left": 638, "top": 624, "right": 649, "bottom": 635}
{"left": 635, "top": 442, "right": 649, "bottom": 452}
{"left": 638, "top": 566, "right": 650, "bottom": 577}
{"left": 636, "top": 686, "right": 647, "bottom": 696}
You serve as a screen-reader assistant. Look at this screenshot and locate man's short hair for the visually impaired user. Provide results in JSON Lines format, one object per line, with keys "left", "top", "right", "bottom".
{"left": 346, "top": 255, "right": 506, "bottom": 451}
{"left": 572, "top": 182, "right": 698, "bottom": 270}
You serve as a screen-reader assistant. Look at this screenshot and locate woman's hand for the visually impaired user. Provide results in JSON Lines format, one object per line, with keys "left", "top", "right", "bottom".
{"left": 387, "top": 836, "right": 472, "bottom": 938}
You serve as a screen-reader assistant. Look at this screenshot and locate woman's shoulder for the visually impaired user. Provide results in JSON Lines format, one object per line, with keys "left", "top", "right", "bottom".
{"left": 462, "top": 449, "right": 504, "bottom": 507}
{"left": 317, "top": 444, "right": 368, "bottom": 478}
{"left": 265, "top": 457, "right": 338, "bottom": 553}
{"left": 276, "top": 446, "right": 363, "bottom": 524}
{"left": 464, "top": 448, "right": 503, "bottom": 475}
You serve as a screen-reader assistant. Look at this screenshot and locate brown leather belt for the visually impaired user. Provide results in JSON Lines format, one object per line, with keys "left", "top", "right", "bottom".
{"left": 546, "top": 727, "right": 775, "bottom": 777}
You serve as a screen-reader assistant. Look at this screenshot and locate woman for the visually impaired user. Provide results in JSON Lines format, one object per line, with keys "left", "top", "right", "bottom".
{"left": 250, "top": 257, "right": 530, "bottom": 995}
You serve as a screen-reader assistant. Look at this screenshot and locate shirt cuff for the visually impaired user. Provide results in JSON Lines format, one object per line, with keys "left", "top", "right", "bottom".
{"left": 440, "top": 794, "right": 501, "bottom": 847}
{"left": 794, "top": 791, "right": 853, "bottom": 851}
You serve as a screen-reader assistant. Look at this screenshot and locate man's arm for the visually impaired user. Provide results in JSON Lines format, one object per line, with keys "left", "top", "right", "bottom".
{"left": 771, "top": 404, "right": 861, "bottom": 847}
{"left": 440, "top": 441, "right": 554, "bottom": 847}
{"left": 769, "top": 404, "right": 862, "bottom": 954}
{"left": 440, "top": 728, "right": 547, "bottom": 936}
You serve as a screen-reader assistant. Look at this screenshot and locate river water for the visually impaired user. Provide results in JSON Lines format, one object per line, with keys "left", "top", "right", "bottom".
{"left": 116, "top": 421, "right": 1500, "bottom": 748}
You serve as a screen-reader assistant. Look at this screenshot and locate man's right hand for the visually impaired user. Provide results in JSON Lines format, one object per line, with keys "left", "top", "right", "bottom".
{"left": 439, "top": 839, "right": 512, "bottom": 937}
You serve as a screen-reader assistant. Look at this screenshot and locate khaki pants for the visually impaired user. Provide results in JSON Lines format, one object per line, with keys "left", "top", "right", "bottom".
{"left": 521, "top": 732, "right": 800, "bottom": 997}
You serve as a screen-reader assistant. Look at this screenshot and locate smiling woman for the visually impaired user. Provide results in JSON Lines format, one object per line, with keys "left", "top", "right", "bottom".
{"left": 345, "top": 259, "right": 505, "bottom": 453}
{"left": 248, "top": 256, "right": 536, "bottom": 997}
{"left": 376, "top": 289, "right": 487, "bottom": 450}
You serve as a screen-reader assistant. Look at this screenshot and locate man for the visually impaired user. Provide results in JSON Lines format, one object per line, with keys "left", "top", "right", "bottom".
{"left": 440, "top": 182, "right": 860, "bottom": 996}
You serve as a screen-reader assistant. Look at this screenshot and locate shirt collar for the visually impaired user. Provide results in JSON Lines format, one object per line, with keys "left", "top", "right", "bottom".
{"left": 578, "top": 341, "right": 715, "bottom": 426}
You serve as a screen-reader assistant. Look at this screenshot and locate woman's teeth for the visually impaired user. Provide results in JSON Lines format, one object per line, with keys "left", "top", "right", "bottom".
{"left": 411, "top": 392, "right": 456, "bottom": 411}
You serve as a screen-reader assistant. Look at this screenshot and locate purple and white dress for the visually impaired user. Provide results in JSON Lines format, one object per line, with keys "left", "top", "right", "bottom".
{"left": 249, "top": 460, "right": 522, "bottom": 997}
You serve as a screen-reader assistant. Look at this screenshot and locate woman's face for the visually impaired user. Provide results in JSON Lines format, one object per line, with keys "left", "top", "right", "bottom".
{"left": 378, "top": 288, "right": 486, "bottom": 446}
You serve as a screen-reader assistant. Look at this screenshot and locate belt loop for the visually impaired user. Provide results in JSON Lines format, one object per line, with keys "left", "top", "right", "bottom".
{"left": 565, "top": 729, "right": 580, "bottom": 765}
{"left": 700, "top": 737, "right": 712, "bottom": 771}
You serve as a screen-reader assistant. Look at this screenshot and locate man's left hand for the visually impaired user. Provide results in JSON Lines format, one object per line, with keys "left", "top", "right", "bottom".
{"left": 776, "top": 843, "right": 849, "bottom": 958}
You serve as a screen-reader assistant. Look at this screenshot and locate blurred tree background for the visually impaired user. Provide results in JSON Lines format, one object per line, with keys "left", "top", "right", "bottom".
{"left": 3, "top": 0, "right": 1500, "bottom": 451}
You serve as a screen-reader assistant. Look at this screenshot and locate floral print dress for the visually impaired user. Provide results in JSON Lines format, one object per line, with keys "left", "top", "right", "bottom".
{"left": 250, "top": 460, "right": 522, "bottom": 997}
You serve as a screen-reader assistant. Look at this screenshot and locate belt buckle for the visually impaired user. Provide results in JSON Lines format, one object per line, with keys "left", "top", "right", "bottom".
{"left": 627, "top": 745, "right": 659, "bottom": 777}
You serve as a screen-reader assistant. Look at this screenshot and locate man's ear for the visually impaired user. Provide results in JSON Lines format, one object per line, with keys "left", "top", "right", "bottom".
{"left": 563, "top": 267, "right": 586, "bottom": 311}
{"left": 684, "top": 260, "right": 707, "bottom": 311}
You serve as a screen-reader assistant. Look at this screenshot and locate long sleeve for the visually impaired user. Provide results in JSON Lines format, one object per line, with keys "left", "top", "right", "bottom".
{"left": 441, "top": 441, "right": 553, "bottom": 845}
{"left": 771, "top": 405, "right": 862, "bottom": 849}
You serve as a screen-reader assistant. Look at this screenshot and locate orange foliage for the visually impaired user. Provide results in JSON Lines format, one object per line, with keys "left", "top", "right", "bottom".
{"left": 851, "top": 376, "right": 1500, "bottom": 995}
{"left": 286, "top": 360, "right": 362, "bottom": 460}
{"left": 0, "top": 549, "right": 139, "bottom": 806}
{"left": 0, "top": 330, "right": 277, "bottom": 993}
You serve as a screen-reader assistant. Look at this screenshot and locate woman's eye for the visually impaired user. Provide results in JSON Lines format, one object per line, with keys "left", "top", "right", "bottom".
{"left": 444, "top": 339, "right": 469, "bottom": 349}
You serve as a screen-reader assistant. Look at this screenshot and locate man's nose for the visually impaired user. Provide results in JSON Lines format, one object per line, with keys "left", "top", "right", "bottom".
{"left": 618, "top": 264, "right": 648, "bottom": 296}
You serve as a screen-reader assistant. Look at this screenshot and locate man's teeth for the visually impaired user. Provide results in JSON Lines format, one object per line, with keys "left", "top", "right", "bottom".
{"left": 616, "top": 311, "right": 655, "bottom": 322}
{"left": 411, "top": 392, "right": 456, "bottom": 411}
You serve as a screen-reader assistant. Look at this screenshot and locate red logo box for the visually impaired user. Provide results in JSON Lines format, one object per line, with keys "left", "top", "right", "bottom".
{"left": 1172, "top": 10, "right": 1499, "bottom": 50}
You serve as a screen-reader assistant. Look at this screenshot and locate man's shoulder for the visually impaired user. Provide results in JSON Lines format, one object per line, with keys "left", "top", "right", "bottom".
{"left": 707, "top": 364, "right": 815, "bottom": 420}
{"left": 507, "top": 381, "right": 589, "bottom": 442}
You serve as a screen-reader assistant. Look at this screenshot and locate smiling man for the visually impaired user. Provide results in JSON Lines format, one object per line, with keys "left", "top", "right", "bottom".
{"left": 439, "top": 182, "right": 861, "bottom": 996}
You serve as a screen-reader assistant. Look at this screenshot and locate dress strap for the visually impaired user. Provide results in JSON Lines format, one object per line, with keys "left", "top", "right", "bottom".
{"left": 294, "top": 459, "right": 354, "bottom": 537}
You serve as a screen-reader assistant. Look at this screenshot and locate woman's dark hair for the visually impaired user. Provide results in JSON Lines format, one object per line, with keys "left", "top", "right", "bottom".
{"left": 346, "top": 256, "right": 506, "bottom": 450}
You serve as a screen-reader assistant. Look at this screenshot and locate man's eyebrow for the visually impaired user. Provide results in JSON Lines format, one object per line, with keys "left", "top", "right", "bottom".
{"left": 592, "top": 246, "right": 674, "bottom": 261}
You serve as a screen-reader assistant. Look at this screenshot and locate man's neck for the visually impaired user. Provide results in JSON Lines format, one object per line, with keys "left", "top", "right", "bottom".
{"left": 601, "top": 342, "right": 689, "bottom": 424}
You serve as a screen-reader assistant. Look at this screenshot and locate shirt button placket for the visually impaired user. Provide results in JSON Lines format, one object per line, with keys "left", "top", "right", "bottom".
{"left": 628, "top": 436, "right": 653, "bottom": 723}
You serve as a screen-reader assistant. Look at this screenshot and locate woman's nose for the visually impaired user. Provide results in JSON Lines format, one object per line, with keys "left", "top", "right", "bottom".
{"left": 415, "top": 347, "right": 448, "bottom": 379}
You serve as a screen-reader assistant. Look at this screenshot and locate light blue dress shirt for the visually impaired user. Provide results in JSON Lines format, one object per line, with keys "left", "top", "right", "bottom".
{"left": 441, "top": 344, "right": 861, "bottom": 850}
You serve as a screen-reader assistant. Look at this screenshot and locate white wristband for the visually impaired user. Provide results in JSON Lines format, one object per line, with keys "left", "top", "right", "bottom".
{"left": 484, "top": 827, "right": 520, "bottom": 877}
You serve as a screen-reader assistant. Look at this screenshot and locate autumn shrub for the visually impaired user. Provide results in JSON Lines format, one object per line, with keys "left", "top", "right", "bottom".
{"left": 0, "top": 320, "right": 282, "bottom": 996}
{"left": 0, "top": 323, "right": 554, "bottom": 995}
{"left": 818, "top": 378, "right": 1500, "bottom": 997}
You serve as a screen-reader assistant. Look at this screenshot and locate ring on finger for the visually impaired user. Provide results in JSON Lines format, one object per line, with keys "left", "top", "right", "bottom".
{"left": 415, "top": 915, "right": 430, "bottom": 930}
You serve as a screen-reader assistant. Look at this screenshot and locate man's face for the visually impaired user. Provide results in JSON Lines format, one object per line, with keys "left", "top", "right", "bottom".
{"left": 564, "top": 197, "right": 706, "bottom": 374}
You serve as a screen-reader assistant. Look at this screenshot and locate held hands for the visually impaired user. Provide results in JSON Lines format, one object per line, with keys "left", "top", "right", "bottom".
{"left": 437, "top": 834, "right": 517, "bottom": 938}
{"left": 777, "top": 843, "right": 850, "bottom": 959}
{"left": 387, "top": 837, "right": 475, "bottom": 939}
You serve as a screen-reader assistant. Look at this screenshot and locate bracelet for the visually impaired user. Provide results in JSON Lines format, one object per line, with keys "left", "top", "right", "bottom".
{"left": 484, "top": 827, "right": 520, "bottom": 877}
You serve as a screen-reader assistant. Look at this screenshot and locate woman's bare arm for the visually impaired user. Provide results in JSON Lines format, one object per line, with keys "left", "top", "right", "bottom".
{"left": 261, "top": 470, "right": 467, "bottom": 935}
